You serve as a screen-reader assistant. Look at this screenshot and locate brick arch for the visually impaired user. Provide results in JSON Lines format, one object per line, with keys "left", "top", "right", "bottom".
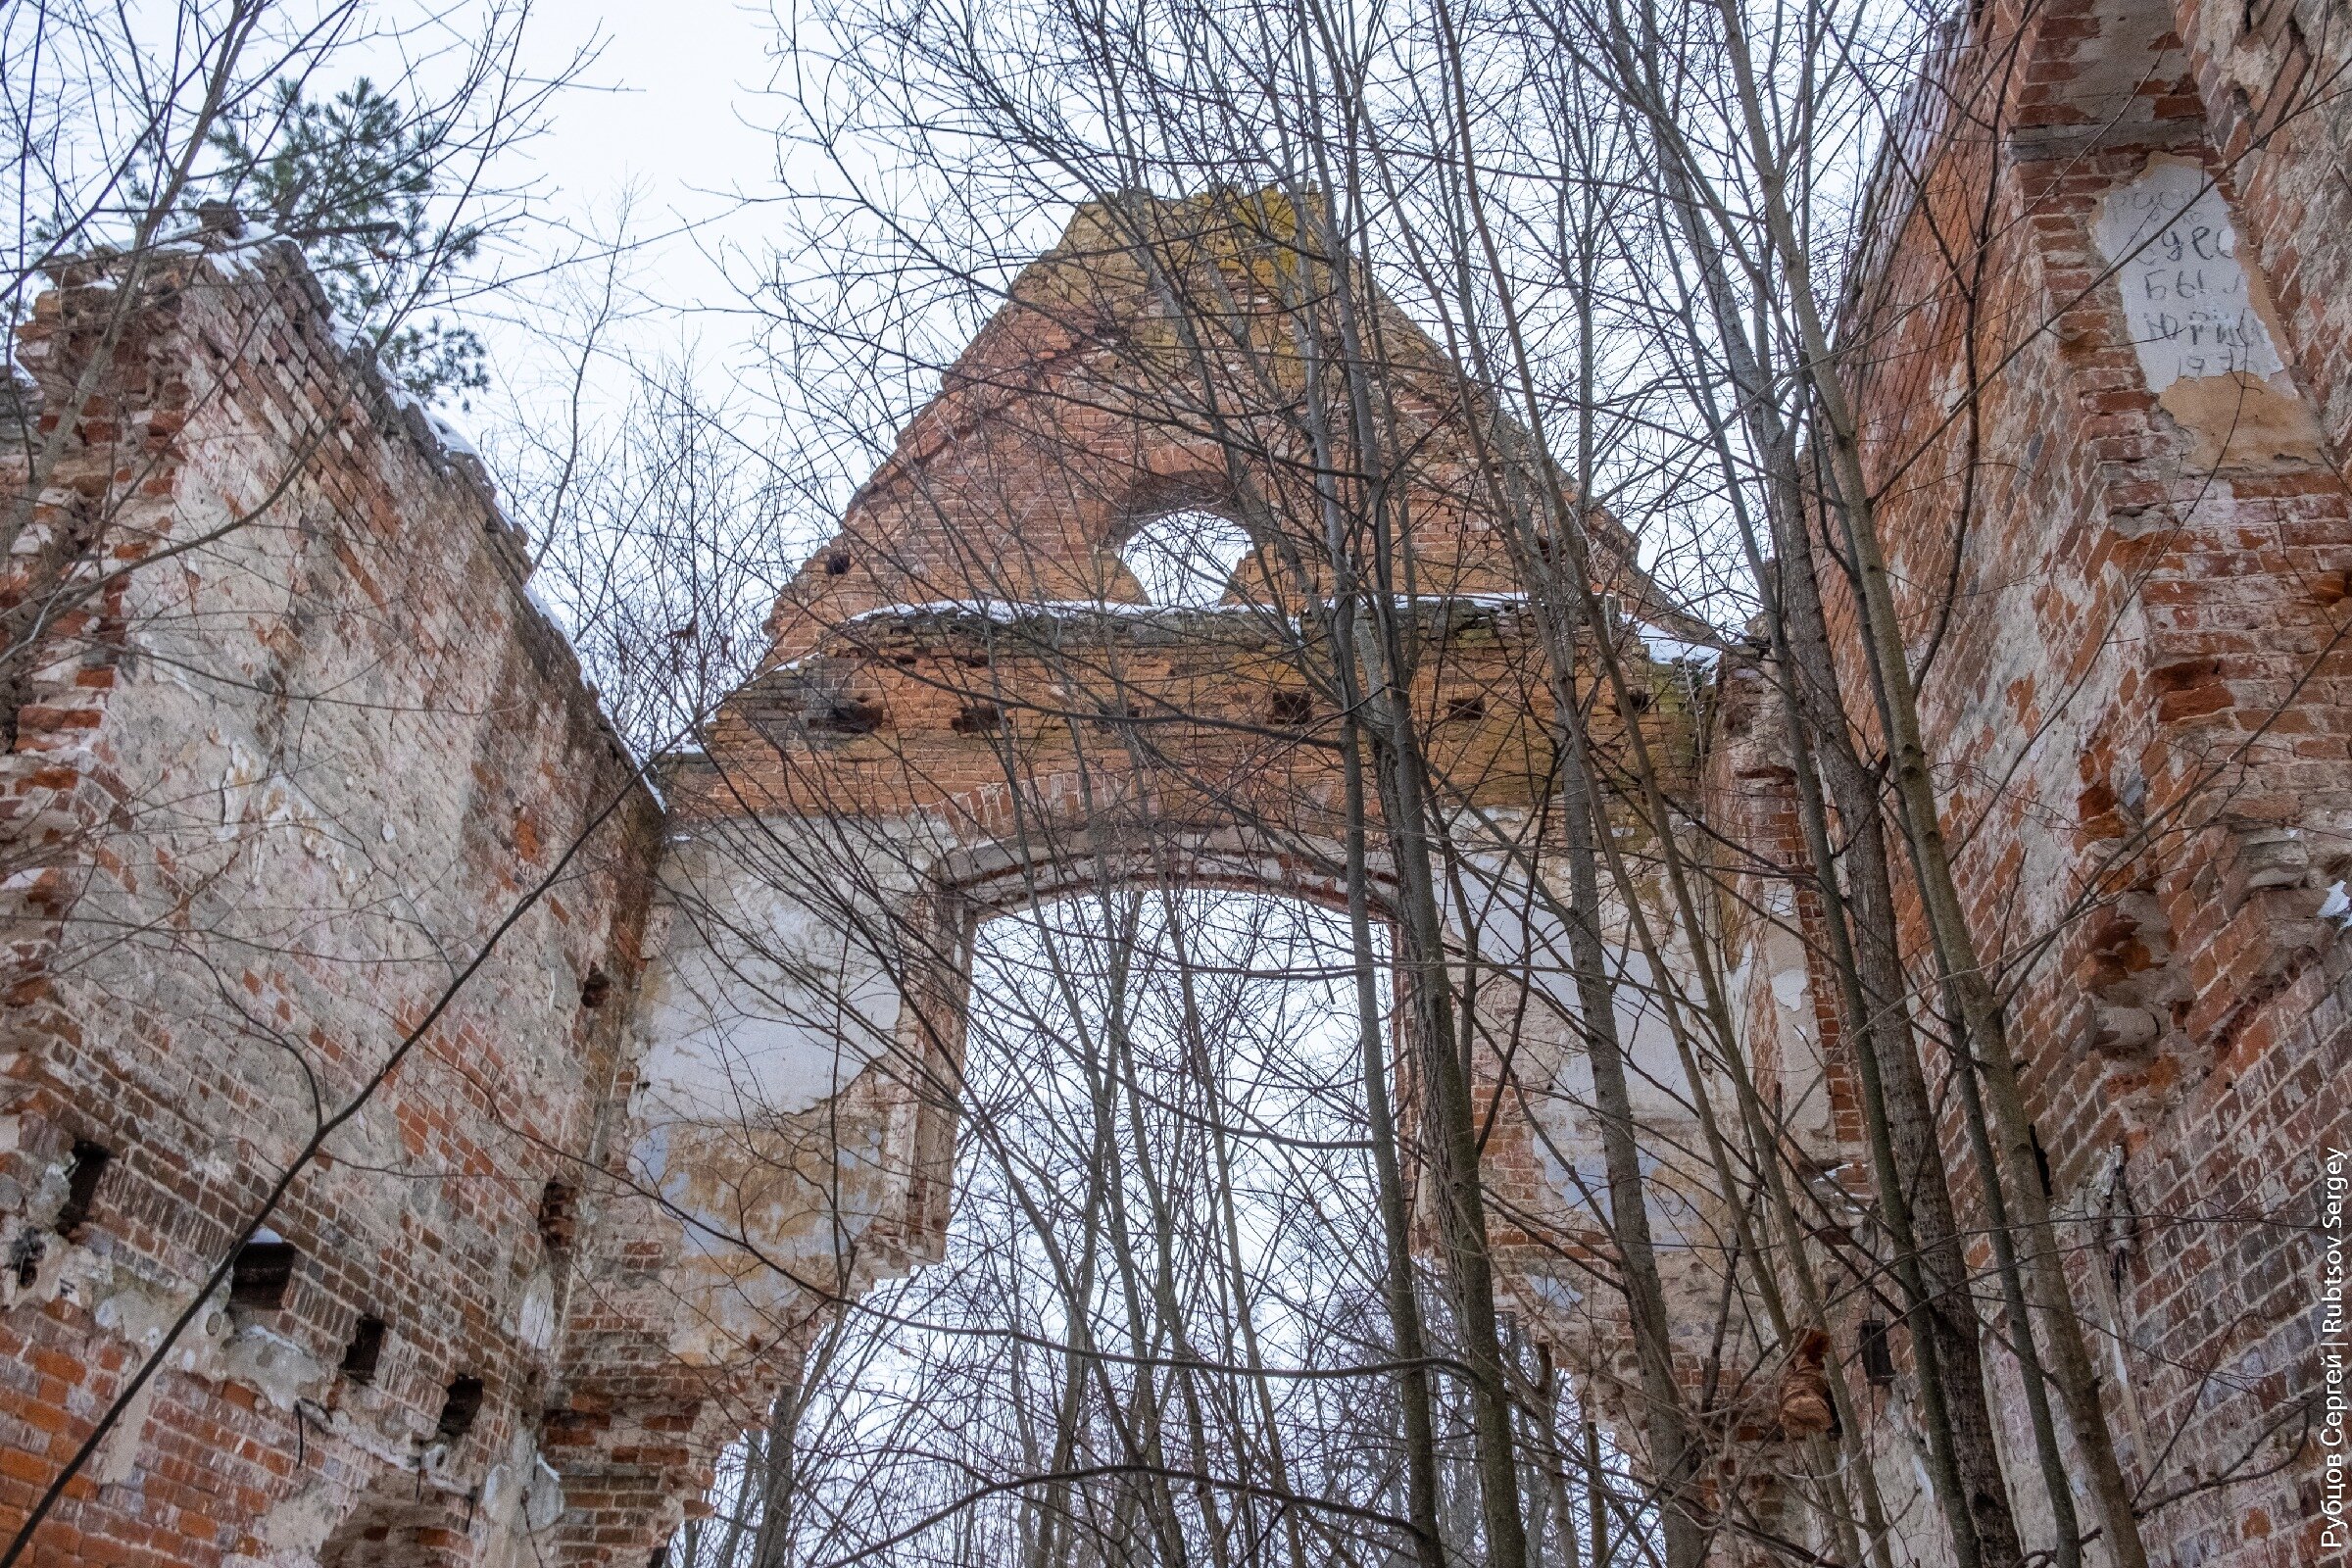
{"left": 622, "top": 616, "right": 1705, "bottom": 1535}
{"left": 1102, "top": 462, "right": 1248, "bottom": 537}
{"left": 946, "top": 832, "right": 1396, "bottom": 921}
{"left": 607, "top": 190, "right": 1726, "bottom": 1565}
{"left": 1105, "top": 477, "right": 1263, "bottom": 608}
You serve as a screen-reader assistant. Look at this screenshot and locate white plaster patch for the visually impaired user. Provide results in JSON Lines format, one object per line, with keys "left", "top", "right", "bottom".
{"left": 526, "top": 1455, "right": 566, "bottom": 1532}
{"left": 1442, "top": 852, "right": 1694, "bottom": 1120}
{"left": 635, "top": 831, "right": 908, "bottom": 1123}
{"left": 2092, "top": 158, "right": 2284, "bottom": 391}
{"left": 94, "top": 1280, "right": 181, "bottom": 1349}
{"left": 515, "top": 1269, "right": 558, "bottom": 1351}
{"left": 261, "top": 1480, "right": 345, "bottom": 1553}
{"left": 1770, "top": 967, "right": 1810, "bottom": 1011}
{"left": 219, "top": 1323, "right": 326, "bottom": 1411}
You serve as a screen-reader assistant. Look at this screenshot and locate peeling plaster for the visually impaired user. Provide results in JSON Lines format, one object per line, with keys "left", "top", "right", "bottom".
{"left": 2092, "top": 156, "right": 2323, "bottom": 468}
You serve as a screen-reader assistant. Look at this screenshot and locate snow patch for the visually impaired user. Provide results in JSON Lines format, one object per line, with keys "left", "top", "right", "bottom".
{"left": 427, "top": 411, "right": 479, "bottom": 460}
{"left": 1636, "top": 620, "right": 1721, "bottom": 667}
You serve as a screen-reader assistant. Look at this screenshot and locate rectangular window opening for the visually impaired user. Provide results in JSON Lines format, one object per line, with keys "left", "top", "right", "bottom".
{"left": 228, "top": 1238, "right": 300, "bottom": 1310}
{"left": 56, "top": 1139, "right": 112, "bottom": 1238}
{"left": 437, "top": 1375, "right": 486, "bottom": 1440}
{"left": 1859, "top": 1318, "right": 1897, "bottom": 1387}
{"left": 538, "top": 1179, "right": 577, "bottom": 1252}
{"left": 808, "top": 699, "right": 885, "bottom": 735}
{"left": 340, "top": 1316, "right": 387, "bottom": 1385}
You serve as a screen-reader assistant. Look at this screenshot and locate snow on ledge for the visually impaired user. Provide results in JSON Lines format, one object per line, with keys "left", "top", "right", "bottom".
{"left": 1634, "top": 620, "right": 1722, "bottom": 667}
{"left": 771, "top": 594, "right": 1725, "bottom": 677}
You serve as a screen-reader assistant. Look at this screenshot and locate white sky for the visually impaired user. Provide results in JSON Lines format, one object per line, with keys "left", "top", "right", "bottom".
{"left": 466, "top": 0, "right": 804, "bottom": 409}
{"left": 528, "top": 2, "right": 782, "bottom": 195}
{"left": 507, "top": 0, "right": 786, "bottom": 290}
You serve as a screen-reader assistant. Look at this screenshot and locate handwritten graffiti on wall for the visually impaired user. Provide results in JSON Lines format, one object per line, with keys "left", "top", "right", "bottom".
{"left": 2092, "top": 156, "right": 2286, "bottom": 391}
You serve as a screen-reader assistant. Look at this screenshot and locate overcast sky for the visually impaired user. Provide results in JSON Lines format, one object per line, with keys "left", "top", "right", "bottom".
{"left": 454, "top": 1, "right": 828, "bottom": 438}
{"left": 529, "top": 2, "right": 779, "bottom": 198}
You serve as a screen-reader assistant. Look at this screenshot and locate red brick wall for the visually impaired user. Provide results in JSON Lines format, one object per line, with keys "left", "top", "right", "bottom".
{"left": 0, "top": 247, "right": 675, "bottom": 1564}
{"left": 24, "top": 90, "right": 2347, "bottom": 1558}
{"left": 679, "top": 192, "right": 1744, "bottom": 1548}
{"left": 1787, "top": 0, "right": 2352, "bottom": 1558}
{"left": 0, "top": 216, "right": 1705, "bottom": 1566}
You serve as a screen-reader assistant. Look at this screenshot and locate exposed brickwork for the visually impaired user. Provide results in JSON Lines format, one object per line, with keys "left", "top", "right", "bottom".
{"left": 0, "top": 216, "right": 1704, "bottom": 1566}
{"left": 1700, "top": 0, "right": 2352, "bottom": 1559}
{"left": 0, "top": 247, "right": 678, "bottom": 1564}
{"left": 6, "top": 28, "right": 2347, "bottom": 1549}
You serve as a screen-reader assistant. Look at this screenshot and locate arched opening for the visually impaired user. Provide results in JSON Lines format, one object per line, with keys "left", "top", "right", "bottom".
{"left": 1118, "top": 510, "right": 1254, "bottom": 607}
{"left": 684, "top": 886, "right": 1395, "bottom": 1561}
{"left": 669, "top": 873, "right": 1657, "bottom": 1565}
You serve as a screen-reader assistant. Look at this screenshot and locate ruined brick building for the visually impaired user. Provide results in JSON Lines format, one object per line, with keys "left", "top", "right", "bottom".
{"left": 0, "top": 0, "right": 2345, "bottom": 1558}
{"left": 1757, "top": 0, "right": 2352, "bottom": 1558}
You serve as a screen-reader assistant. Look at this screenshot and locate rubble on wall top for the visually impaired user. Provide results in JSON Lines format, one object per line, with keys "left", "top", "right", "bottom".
{"left": 18, "top": 231, "right": 656, "bottom": 783}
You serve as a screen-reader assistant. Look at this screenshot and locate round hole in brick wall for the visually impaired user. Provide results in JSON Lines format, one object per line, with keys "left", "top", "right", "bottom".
{"left": 1119, "top": 511, "right": 1251, "bottom": 608}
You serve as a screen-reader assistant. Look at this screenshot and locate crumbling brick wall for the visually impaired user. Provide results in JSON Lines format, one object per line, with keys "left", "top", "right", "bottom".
{"left": 0, "top": 245, "right": 685, "bottom": 1564}
{"left": 0, "top": 207, "right": 1721, "bottom": 1568}
{"left": 1714, "top": 0, "right": 2352, "bottom": 1560}
{"left": 28, "top": 85, "right": 2349, "bottom": 1557}
{"left": 664, "top": 190, "right": 1753, "bottom": 1545}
